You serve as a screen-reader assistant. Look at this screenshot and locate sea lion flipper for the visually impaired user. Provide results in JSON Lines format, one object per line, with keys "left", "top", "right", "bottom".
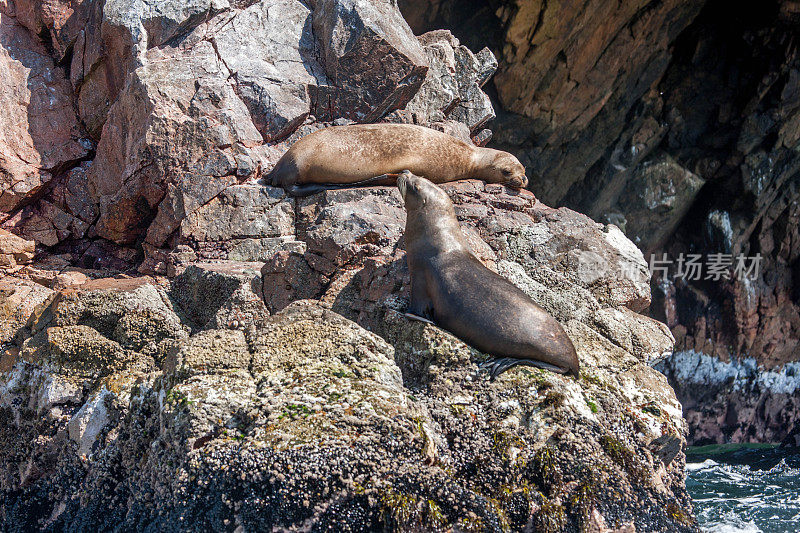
{"left": 482, "top": 357, "right": 569, "bottom": 381}
{"left": 346, "top": 173, "right": 400, "bottom": 187}
{"left": 285, "top": 173, "right": 403, "bottom": 196}
{"left": 403, "top": 312, "right": 436, "bottom": 326}
{"left": 285, "top": 184, "right": 334, "bottom": 197}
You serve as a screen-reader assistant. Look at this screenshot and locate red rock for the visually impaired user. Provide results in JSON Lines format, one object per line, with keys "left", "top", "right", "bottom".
{"left": 0, "top": 10, "right": 88, "bottom": 215}
{"left": 0, "top": 228, "right": 35, "bottom": 267}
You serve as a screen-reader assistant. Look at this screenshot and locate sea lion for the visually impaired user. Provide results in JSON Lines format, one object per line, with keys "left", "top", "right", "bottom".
{"left": 398, "top": 171, "right": 580, "bottom": 379}
{"left": 268, "top": 123, "right": 528, "bottom": 196}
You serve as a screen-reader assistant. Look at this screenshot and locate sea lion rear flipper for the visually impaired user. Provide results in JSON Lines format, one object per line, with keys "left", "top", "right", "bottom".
{"left": 346, "top": 173, "right": 401, "bottom": 187}
{"left": 403, "top": 312, "right": 436, "bottom": 326}
{"left": 481, "top": 357, "right": 568, "bottom": 381}
{"left": 285, "top": 173, "right": 403, "bottom": 197}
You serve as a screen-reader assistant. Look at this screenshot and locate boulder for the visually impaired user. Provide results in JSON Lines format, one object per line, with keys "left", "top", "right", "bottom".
{"left": 310, "top": 0, "right": 429, "bottom": 122}
{"left": 170, "top": 262, "right": 269, "bottom": 331}
{"left": 0, "top": 229, "right": 35, "bottom": 268}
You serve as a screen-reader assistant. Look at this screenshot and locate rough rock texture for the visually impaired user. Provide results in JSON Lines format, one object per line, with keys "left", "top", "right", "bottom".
{"left": 657, "top": 351, "right": 800, "bottom": 446}
{"left": 0, "top": 0, "right": 483, "bottom": 269}
{"left": 0, "top": 207, "right": 695, "bottom": 529}
{"left": 0, "top": 1, "right": 90, "bottom": 216}
{"left": 0, "top": 229, "right": 35, "bottom": 268}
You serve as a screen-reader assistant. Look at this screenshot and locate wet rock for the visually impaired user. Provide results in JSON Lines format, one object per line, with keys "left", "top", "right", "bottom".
{"left": 658, "top": 351, "right": 800, "bottom": 445}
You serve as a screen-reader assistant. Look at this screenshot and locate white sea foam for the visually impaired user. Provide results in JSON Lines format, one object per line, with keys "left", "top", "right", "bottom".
{"left": 657, "top": 350, "right": 800, "bottom": 394}
{"left": 687, "top": 459, "right": 719, "bottom": 471}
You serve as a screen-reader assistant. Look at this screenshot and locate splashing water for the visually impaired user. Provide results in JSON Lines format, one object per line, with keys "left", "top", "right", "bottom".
{"left": 686, "top": 445, "right": 800, "bottom": 533}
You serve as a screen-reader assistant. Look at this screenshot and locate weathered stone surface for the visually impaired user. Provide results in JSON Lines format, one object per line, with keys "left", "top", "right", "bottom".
{"left": 91, "top": 38, "right": 263, "bottom": 246}
{"left": 5, "top": 162, "right": 98, "bottom": 248}
{"left": 1, "top": 287, "right": 694, "bottom": 531}
{"left": 0, "top": 0, "right": 702, "bottom": 527}
{"left": 405, "top": 30, "right": 497, "bottom": 132}
{"left": 0, "top": 7, "right": 89, "bottom": 215}
{"left": 30, "top": 277, "right": 185, "bottom": 345}
{"left": 658, "top": 352, "right": 800, "bottom": 446}
{"left": 170, "top": 262, "right": 269, "bottom": 331}
{"left": 310, "top": 0, "right": 429, "bottom": 122}
{"left": 487, "top": 0, "right": 704, "bottom": 207}
{"left": 0, "top": 277, "right": 53, "bottom": 348}
{"left": 179, "top": 184, "right": 296, "bottom": 261}
{"left": 216, "top": 0, "right": 325, "bottom": 142}
{"left": 0, "top": 229, "right": 35, "bottom": 267}
{"left": 164, "top": 328, "right": 250, "bottom": 373}
{"left": 21, "top": 324, "right": 151, "bottom": 376}
{"left": 616, "top": 152, "right": 705, "bottom": 252}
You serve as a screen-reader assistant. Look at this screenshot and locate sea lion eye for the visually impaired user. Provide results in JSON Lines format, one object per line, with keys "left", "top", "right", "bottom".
{"left": 501, "top": 169, "right": 512, "bottom": 177}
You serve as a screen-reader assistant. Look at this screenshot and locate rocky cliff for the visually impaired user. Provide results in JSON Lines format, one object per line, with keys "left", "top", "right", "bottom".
{"left": 399, "top": 0, "right": 800, "bottom": 446}
{"left": 0, "top": 0, "right": 698, "bottom": 529}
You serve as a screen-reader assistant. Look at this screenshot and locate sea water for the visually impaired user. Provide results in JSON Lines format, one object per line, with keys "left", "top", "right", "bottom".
{"left": 686, "top": 445, "right": 800, "bottom": 532}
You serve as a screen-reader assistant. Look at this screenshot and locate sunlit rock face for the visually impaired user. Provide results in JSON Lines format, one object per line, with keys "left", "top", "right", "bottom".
{"left": 0, "top": 209, "right": 694, "bottom": 530}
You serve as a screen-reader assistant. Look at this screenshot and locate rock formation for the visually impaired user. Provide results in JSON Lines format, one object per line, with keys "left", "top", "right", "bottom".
{"left": 1, "top": 187, "right": 694, "bottom": 530}
{"left": 0, "top": 0, "right": 699, "bottom": 528}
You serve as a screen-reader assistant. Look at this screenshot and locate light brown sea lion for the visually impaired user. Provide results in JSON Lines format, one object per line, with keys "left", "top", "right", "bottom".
{"left": 267, "top": 123, "right": 528, "bottom": 196}
{"left": 398, "top": 171, "right": 580, "bottom": 379}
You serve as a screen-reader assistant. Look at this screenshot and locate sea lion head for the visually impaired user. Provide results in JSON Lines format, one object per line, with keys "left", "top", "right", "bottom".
{"left": 397, "top": 171, "right": 452, "bottom": 212}
{"left": 482, "top": 149, "right": 528, "bottom": 189}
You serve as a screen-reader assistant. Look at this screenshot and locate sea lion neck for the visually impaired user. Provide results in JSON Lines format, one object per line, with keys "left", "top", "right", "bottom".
{"left": 405, "top": 202, "right": 466, "bottom": 255}
{"left": 468, "top": 148, "right": 491, "bottom": 179}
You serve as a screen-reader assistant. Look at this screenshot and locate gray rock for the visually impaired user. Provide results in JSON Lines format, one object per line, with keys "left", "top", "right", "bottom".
{"left": 68, "top": 388, "right": 113, "bottom": 457}
{"left": 405, "top": 30, "right": 497, "bottom": 132}
{"left": 212, "top": 0, "right": 325, "bottom": 141}
{"left": 617, "top": 152, "right": 705, "bottom": 252}
{"left": 310, "top": 0, "right": 429, "bottom": 121}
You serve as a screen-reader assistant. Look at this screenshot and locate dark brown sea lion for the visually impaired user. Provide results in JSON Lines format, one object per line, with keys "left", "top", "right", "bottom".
{"left": 267, "top": 123, "right": 528, "bottom": 196}
{"left": 398, "top": 171, "right": 580, "bottom": 379}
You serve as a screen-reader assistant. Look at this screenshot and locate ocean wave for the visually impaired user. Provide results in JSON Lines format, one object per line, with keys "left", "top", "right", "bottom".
{"left": 687, "top": 458, "right": 719, "bottom": 471}
{"left": 687, "top": 448, "right": 800, "bottom": 533}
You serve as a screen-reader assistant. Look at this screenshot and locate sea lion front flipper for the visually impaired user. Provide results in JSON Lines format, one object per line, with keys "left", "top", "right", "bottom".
{"left": 481, "top": 357, "right": 568, "bottom": 381}
{"left": 285, "top": 183, "right": 336, "bottom": 197}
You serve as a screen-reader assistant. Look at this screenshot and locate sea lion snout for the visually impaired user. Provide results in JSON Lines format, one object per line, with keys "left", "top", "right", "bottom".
{"left": 397, "top": 170, "right": 412, "bottom": 201}
{"left": 509, "top": 174, "right": 529, "bottom": 189}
